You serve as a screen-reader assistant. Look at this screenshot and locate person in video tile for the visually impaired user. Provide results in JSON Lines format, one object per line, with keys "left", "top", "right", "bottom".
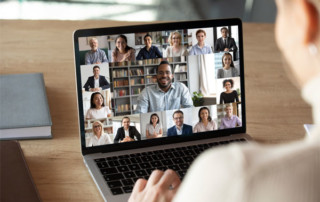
{"left": 167, "top": 110, "right": 192, "bottom": 137}
{"left": 83, "top": 65, "right": 110, "bottom": 92}
{"left": 219, "top": 104, "right": 242, "bottom": 129}
{"left": 189, "top": 29, "right": 213, "bottom": 56}
{"left": 214, "top": 27, "right": 238, "bottom": 53}
{"left": 219, "top": 79, "right": 239, "bottom": 104}
{"left": 136, "top": 34, "right": 163, "bottom": 60}
{"left": 85, "top": 38, "right": 108, "bottom": 65}
{"left": 114, "top": 116, "right": 141, "bottom": 143}
{"left": 217, "top": 52, "right": 239, "bottom": 78}
{"left": 86, "top": 92, "right": 112, "bottom": 120}
{"left": 146, "top": 113, "right": 163, "bottom": 139}
{"left": 193, "top": 107, "right": 217, "bottom": 133}
{"left": 86, "top": 120, "right": 112, "bottom": 147}
{"left": 136, "top": 61, "right": 193, "bottom": 113}
{"left": 165, "top": 31, "right": 188, "bottom": 57}
{"left": 112, "top": 35, "right": 136, "bottom": 62}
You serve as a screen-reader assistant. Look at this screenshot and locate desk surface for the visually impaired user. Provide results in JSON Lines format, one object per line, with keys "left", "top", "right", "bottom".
{"left": 0, "top": 20, "right": 312, "bottom": 201}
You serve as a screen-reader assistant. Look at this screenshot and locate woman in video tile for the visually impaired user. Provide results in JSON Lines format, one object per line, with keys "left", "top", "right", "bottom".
{"left": 86, "top": 92, "right": 112, "bottom": 120}
{"left": 165, "top": 31, "right": 187, "bottom": 57}
{"left": 146, "top": 113, "right": 163, "bottom": 139}
{"left": 86, "top": 120, "right": 112, "bottom": 146}
{"left": 112, "top": 35, "right": 136, "bottom": 62}
{"left": 193, "top": 106, "right": 217, "bottom": 133}
{"left": 217, "top": 52, "right": 239, "bottom": 78}
{"left": 219, "top": 79, "right": 239, "bottom": 104}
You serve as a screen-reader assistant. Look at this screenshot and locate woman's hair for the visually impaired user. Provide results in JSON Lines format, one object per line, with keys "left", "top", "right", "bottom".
{"left": 149, "top": 113, "right": 160, "bottom": 124}
{"left": 168, "top": 31, "right": 182, "bottom": 46}
{"left": 196, "top": 29, "right": 206, "bottom": 36}
{"left": 92, "top": 120, "right": 104, "bottom": 136}
{"left": 122, "top": 116, "right": 130, "bottom": 125}
{"left": 144, "top": 34, "right": 152, "bottom": 40}
{"left": 198, "top": 107, "right": 212, "bottom": 122}
{"left": 223, "top": 79, "right": 234, "bottom": 88}
{"left": 115, "top": 34, "right": 133, "bottom": 53}
{"left": 90, "top": 92, "right": 105, "bottom": 109}
{"left": 221, "top": 52, "right": 235, "bottom": 68}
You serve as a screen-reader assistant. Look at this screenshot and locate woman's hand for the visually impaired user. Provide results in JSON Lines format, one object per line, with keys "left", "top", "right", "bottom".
{"left": 129, "top": 169, "right": 181, "bottom": 202}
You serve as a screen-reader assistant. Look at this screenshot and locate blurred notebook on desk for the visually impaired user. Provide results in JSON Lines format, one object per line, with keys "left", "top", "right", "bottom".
{"left": 0, "top": 140, "right": 41, "bottom": 202}
{"left": 0, "top": 73, "right": 52, "bottom": 140}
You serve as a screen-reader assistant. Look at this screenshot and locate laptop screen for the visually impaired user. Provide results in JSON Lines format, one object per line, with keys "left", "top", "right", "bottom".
{"left": 73, "top": 19, "right": 246, "bottom": 154}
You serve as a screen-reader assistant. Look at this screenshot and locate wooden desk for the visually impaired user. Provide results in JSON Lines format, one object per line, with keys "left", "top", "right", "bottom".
{"left": 0, "top": 20, "right": 312, "bottom": 201}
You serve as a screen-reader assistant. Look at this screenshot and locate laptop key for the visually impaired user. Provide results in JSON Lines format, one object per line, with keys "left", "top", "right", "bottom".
{"left": 124, "top": 171, "right": 136, "bottom": 179}
{"left": 168, "top": 165, "right": 180, "bottom": 171}
{"left": 100, "top": 167, "right": 118, "bottom": 175}
{"left": 180, "top": 163, "right": 189, "bottom": 170}
{"left": 123, "top": 186, "right": 133, "bottom": 193}
{"left": 128, "top": 164, "right": 141, "bottom": 171}
{"left": 104, "top": 173, "right": 124, "bottom": 181}
{"left": 172, "top": 158, "right": 184, "bottom": 164}
{"left": 141, "top": 156, "right": 153, "bottom": 162}
{"left": 162, "top": 159, "right": 173, "bottom": 166}
{"left": 119, "top": 159, "right": 131, "bottom": 166}
{"left": 140, "top": 162, "right": 151, "bottom": 169}
{"left": 118, "top": 165, "right": 129, "bottom": 172}
{"left": 150, "top": 161, "right": 163, "bottom": 167}
{"left": 121, "top": 179, "right": 134, "bottom": 186}
{"left": 97, "top": 162, "right": 109, "bottom": 168}
{"left": 108, "top": 160, "right": 120, "bottom": 167}
{"left": 178, "top": 170, "right": 187, "bottom": 179}
{"left": 135, "top": 170, "right": 147, "bottom": 177}
{"left": 146, "top": 168, "right": 154, "bottom": 175}
{"left": 162, "top": 152, "right": 174, "bottom": 159}
{"left": 110, "top": 188, "right": 123, "bottom": 195}
{"left": 107, "top": 180, "right": 122, "bottom": 188}
{"left": 184, "top": 156, "right": 194, "bottom": 163}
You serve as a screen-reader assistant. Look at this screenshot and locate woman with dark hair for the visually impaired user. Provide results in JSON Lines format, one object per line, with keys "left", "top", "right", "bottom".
{"left": 112, "top": 35, "right": 136, "bottom": 62}
{"left": 193, "top": 107, "right": 217, "bottom": 133}
{"left": 146, "top": 113, "right": 163, "bottom": 139}
{"left": 217, "top": 52, "right": 239, "bottom": 78}
{"left": 219, "top": 79, "right": 239, "bottom": 104}
{"left": 86, "top": 92, "right": 111, "bottom": 120}
{"left": 114, "top": 116, "right": 141, "bottom": 143}
{"left": 86, "top": 120, "right": 112, "bottom": 147}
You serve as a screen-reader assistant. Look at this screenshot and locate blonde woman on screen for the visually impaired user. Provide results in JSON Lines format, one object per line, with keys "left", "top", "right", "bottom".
{"left": 165, "top": 31, "right": 187, "bottom": 57}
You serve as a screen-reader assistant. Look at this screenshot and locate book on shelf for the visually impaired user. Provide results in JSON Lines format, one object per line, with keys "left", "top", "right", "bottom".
{"left": 113, "top": 79, "right": 129, "bottom": 87}
{"left": 130, "top": 78, "right": 145, "bottom": 85}
{"left": 117, "top": 104, "right": 130, "bottom": 112}
{"left": 174, "top": 64, "right": 187, "bottom": 72}
{"left": 115, "top": 89, "right": 128, "bottom": 97}
{"left": 146, "top": 75, "right": 157, "bottom": 84}
{"left": 129, "top": 69, "right": 144, "bottom": 76}
{"left": 131, "top": 88, "right": 142, "bottom": 95}
{"left": 146, "top": 67, "right": 156, "bottom": 74}
{"left": 112, "top": 69, "right": 128, "bottom": 77}
{"left": 0, "top": 73, "right": 52, "bottom": 140}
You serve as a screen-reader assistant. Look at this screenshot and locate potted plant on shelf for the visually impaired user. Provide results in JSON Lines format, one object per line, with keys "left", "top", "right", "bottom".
{"left": 192, "top": 91, "right": 204, "bottom": 106}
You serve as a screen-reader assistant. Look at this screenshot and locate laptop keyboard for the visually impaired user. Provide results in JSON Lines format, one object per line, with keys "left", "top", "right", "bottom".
{"left": 94, "top": 138, "right": 246, "bottom": 195}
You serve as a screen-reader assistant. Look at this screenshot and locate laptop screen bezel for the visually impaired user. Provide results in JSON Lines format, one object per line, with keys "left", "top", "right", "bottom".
{"left": 73, "top": 18, "right": 246, "bottom": 156}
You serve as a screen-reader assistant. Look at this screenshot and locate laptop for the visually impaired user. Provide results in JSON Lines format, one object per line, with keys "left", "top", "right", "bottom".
{"left": 73, "top": 18, "right": 251, "bottom": 202}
